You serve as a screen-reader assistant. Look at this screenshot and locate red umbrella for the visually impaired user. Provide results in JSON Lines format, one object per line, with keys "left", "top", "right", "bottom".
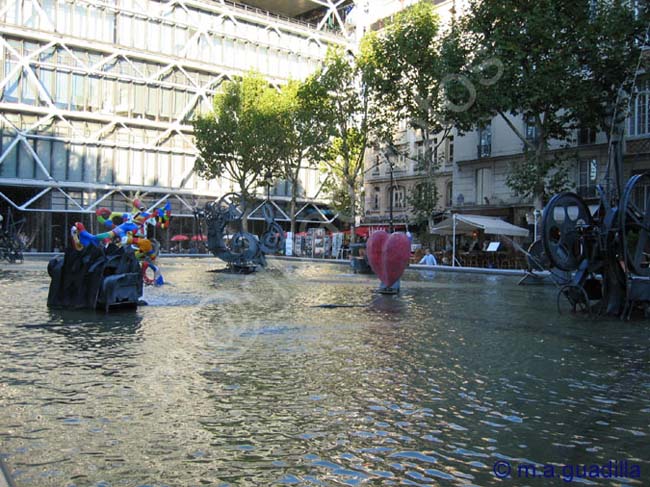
{"left": 191, "top": 235, "right": 207, "bottom": 241}
{"left": 170, "top": 234, "right": 189, "bottom": 242}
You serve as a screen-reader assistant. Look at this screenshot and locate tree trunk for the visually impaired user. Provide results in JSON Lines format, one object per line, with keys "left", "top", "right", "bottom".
{"left": 348, "top": 181, "right": 357, "bottom": 244}
{"left": 240, "top": 191, "right": 249, "bottom": 233}
{"left": 533, "top": 129, "right": 547, "bottom": 211}
{"left": 290, "top": 182, "right": 297, "bottom": 242}
{"left": 423, "top": 128, "right": 432, "bottom": 176}
{"left": 241, "top": 210, "right": 249, "bottom": 233}
{"left": 531, "top": 135, "right": 547, "bottom": 241}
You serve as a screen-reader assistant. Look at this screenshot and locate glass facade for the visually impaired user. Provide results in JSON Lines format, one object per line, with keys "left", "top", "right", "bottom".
{"left": 0, "top": 0, "right": 345, "bottom": 249}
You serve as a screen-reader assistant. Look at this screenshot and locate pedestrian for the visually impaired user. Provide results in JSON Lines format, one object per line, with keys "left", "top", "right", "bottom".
{"left": 418, "top": 248, "right": 437, "bottom": 266}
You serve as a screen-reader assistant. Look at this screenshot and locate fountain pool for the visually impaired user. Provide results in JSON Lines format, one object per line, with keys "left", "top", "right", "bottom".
{"left": 1, "top": 258, "right": 649, "bottom": 486}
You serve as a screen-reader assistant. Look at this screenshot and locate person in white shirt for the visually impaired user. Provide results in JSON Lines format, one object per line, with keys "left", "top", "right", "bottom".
{"left": 418, "top": 248, "right": 437, "bottom": 266}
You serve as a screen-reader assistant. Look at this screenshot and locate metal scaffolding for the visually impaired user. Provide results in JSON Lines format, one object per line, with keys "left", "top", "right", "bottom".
{"left": 0, "top": 0, "right": 348, "bottom": 248}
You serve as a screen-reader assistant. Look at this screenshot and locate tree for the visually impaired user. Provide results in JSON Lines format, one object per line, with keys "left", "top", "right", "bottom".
{"left": 193, "top": 72, "right": 285, "bottom": 230}
{"left": 458, "top": 0, "right": 648, "bottom": 208}
{"left": 275, "top": 79, "right": 331, "bottom": 238}
{"left": 358, "top": 2, "right": 475, "bottom": 227}
{"left": 579, "top": 1, "right": 649, "bottom": 140}
{"left": 320, "top": 134, "right": 366, "bottom": 225}
{"left": 311, "top": 48, "right": 371, "bottom": 242}
{"left": 579, "top": 1, "right": 649, "bottom": 194}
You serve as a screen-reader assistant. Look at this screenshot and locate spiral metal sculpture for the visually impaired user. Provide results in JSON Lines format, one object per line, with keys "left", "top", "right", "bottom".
{"left": 195, "top": 193, "right": 285, "bottom": 273}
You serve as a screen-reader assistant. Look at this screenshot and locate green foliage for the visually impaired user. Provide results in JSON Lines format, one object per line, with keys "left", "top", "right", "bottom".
{"left": 311, "top": 48, "right": 371, "bottom": 238}
{"left": 358, "top": 2, "right": 475, "bottom": 222}
{"left": 457, "top": 0, "right": 648, "bottom": 206}
{"left": 506, "top": 153, "right": 574, "bottom": 203}
{"left": 321, "top": 154, "right": 364, "bottom": 221}
{"left": 320, "top": 132, "right": 366, "bottom": 221}
{"left": 578, "top": 1, "right": 649, "bottom": 134}
{"left": 192, "top": 71, "right": 285, "bottom": 202}
{"left": 275, "top": 79, "right": 332, "bottom": 233}
{"left": 276, "top": 79, "right": 331, "bottom": 181}
{"left": 408, "top": 177, "right": 439, "bottom": 227}
{"left": 359, "top": 3, "right": 440, "bottom": 138}
{"left": 360, "top": 3, "right": 478, "bottom": 135}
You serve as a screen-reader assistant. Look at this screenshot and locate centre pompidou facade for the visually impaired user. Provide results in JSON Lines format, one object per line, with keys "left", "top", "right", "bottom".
{"left": 0, "top": 0, "right": 353, "bottom": 250}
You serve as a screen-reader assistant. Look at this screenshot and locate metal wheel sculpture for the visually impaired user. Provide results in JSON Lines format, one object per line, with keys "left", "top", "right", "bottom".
{"left": 542, "top": 192, "right": 593, "bottom": 272}
{"left": 1, "top": 236, "right": 23, "bottom": 263}
{"left": 195, "top": 194, "right": 285, "bottom": 273}
{"left": 557, "top": 283, "right": 591, "bottom": 315}
{"left": 539, "top": 171, "right": 650, "bottom": 318}
{"left": 620, "top": 173, "right": 650, "bottom": 277}
{"left": 526, "top": 239, "right": 550, "bottom": 272}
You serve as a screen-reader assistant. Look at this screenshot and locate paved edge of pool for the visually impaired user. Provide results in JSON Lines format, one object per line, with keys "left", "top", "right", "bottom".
{"left": 0, "top": 458, "right": 16, "bottom": 487}
{"left": 271, "top": 256, "right": 540, "bottom": 277}
{"left": 21, "top": 252, "right": 545, "bottom": 278}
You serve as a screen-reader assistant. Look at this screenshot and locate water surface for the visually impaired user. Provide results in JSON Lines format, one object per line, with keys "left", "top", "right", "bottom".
{"left": 1, "top": 258, "right": 649, "bottom": 486}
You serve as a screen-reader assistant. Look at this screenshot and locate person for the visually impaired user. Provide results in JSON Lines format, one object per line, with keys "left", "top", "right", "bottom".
{"left": 418, "top": 248, "right": 437, "bottom": 266}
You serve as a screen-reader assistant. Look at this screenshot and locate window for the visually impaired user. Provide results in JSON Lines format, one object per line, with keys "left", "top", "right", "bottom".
{"left": 578, "top": 159, "right": 599, "bottom": 198}
{"left": 632, "top": 170, "right": 650, "bottom": 208}
{"left": 71, "top": 73, "right": 85, "bottom": 110}
{"left": 21, "top": 69, "right": 38, "bottom": 105}
{"left": 394, "top": 145, "right": 407, "bottom": 172}
{"left": 578, "top": 127, "right": 597, "bottom": 145}
{"left": 476, "top": 167, "right": 492, "bottom": 204}
{"left": 445, "top": 181, "right": 453, "bottom": 208}
{"left": 3, "top": 58, "right": 20, "bottom": 102}
{"left": 433, "top": 138, "right": 438, "bottom": 165}
{"left": 438, "top": 136, "right": 454, "bottom": 167}
{"left": 54, "top": 69, "right": 70, "bottom": 109}
{"left": 373, "top": 187, "right": 380, "bottom": 210}
{"left": 629, "top": 79, "right": 650, "bottom": 137}
{"left": 631, "top": 0, "right": 645, "bottom": 19}
{"left": 525, "top": 115, "right": 538, "bottom": 142}
{"left": 39, "top": 67, "right": 54, "bottom": 106}
{"left": 448, "top": 136, "right": 454, "bottom": 165}
{"left": 161, "top": 23, "right": 173, "bottom": 54}
{"left": 371, "top": 155, "right": 380, "bottom": 175}
{"left": 391, "top": 185, "right": 406, "bottom": 209}
{"left": 478, "top": 124, "right": 491, "bottom": 158}
{"left": 416, "top": 142, "right": 424, "bottom": 166}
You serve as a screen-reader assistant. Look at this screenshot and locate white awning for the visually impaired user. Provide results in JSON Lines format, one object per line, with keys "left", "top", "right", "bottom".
{"left": 430, "top": 214, "right": 529, "bottom": 238}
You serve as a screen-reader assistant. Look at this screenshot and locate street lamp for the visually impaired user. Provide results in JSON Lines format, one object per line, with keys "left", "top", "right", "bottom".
{"left": 264, "top": 170, "right": 273, "bottom": 202}
{"left": 384, "top": 143, "right": 398, "bottom": 234}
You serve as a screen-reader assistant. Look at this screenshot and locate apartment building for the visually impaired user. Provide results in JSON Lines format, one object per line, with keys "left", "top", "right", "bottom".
{"left": 361, "top": 0, "right": 464, "bottom": 230}
{"left": 362, "top": 0, "right": 650, "bottom": 236}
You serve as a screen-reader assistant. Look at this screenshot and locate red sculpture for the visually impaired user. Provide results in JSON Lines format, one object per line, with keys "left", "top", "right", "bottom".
{"left": 366, "top": 231, "right": 411, "bottom": 290}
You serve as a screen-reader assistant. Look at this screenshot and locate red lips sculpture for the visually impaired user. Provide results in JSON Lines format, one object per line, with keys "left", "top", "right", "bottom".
{"left": 366, "top": 231, "right": 411, "bottom": 289}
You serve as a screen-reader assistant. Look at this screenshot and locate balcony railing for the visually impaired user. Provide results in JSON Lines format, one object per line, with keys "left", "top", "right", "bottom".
{"left": 626, "top": 137, "right": 650, "bottom": 155}
{"left": 576, "top": 185, "right": 598, "bottom": 199}
{"left": 477, "top": 143, "right": 491, "bottom": 158}
{"left": 223, "top": 0, "right": 320, "bottom": 32}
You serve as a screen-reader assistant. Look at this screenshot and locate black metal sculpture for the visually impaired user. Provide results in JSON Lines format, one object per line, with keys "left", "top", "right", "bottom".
{"left": 47, "top": 243, "right": 143, "bottom": 311}
{"left": 540, "top": 145, "right": 650, "bottom": 318}
{"left": 195, "top": 193, "right": 285, "bottom": 273}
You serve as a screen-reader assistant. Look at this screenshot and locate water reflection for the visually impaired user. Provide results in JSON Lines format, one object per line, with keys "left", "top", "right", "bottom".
{"left": 1, "top": 258, "right": 650, "bottom": 486}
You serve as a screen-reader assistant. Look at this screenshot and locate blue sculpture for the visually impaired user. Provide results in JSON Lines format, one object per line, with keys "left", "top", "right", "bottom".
{"left": 196, "top": 193, "right": 284, "bottom": 273}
